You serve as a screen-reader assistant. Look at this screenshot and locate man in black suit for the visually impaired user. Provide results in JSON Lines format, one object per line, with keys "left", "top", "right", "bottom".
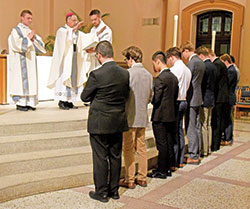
{"left": 147, "top": 51, "right": 178, "bottom": 179}
{"left": 208, "top": 49, "right": 229, "bottom": 151}
{"left": 196, "top": 46, "right": 216, "bottom": 156}
{"left": 220, "top": 54, "right": 238, "bottom": 145}
{"left": 81, "top": 41, "right": 129, "bottom": 203}
{"left": 181, "top": 41, "right": 205, "bottom": 164}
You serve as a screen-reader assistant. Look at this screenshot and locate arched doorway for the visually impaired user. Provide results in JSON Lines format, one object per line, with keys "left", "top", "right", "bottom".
{"left": 196, "top": 10, "right": 232, "bottom": 56}
{"left": 181, "top": 0, "right": 244, "bottom": 64}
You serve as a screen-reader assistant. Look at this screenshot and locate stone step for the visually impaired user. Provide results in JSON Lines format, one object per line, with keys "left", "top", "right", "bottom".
{"left": 0, "top": 129, "right": 154, "bottom": 155}
{"left": 0, "top": 147, "right": 91, "bottom": 177}
{"left": 0, "top": 106, "right": 153, "bottom": 136}
{"left": 0, "top": 146, "right": 158, "bottom": 203}
{"left": 0, "top": 165, "right": 93, "bottom": 203}
{"left": 0, "top": 119, "right": 87, "bottom": 136}
{"left": 0, "top": 130, "right": 89, "bottom": 155}
{"left": 0, "top": 130, "right": 154, "bottom": 177}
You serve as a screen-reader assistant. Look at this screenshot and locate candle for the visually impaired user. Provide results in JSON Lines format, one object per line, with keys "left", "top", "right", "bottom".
{"left": 173, "top": 15, "right": 178, "bottom": 47}
{"left": 211, "top": 30, "right": 216, "bottom": 51}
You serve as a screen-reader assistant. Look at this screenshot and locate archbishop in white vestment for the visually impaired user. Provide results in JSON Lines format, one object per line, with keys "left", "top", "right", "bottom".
{"left": 47, "top": 13, "right": 98, "bottom": 110}
{"left": 8, "top": 10, "right": 46, "bottom": 111}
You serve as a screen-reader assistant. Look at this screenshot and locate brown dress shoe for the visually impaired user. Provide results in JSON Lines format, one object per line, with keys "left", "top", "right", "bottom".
{"left": 177, "top": 164, "right": 184, "bottom": 168}
{"left": 135, "top": 179, "right": 147, "bottom": 187}
{"left": 185, "top": 157, "right": 200, "bottom": 165}
{"left": 170, "top": 166, "right": 177, "bottom": 172}
{"left": 119, "top": 179, "right": 136, "bottom": 189}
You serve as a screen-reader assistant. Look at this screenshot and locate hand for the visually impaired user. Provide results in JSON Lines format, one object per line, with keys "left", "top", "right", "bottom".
{"left": 73, "top": 21, "right": 84, "bottom": 31}
{"left": 97, "top": 26, "right": 106, "bottom": 36}
{"left": 86, "top": 47, "right": 95, "bottom": 53}
{"left": 28, "top": 30, "right": 35, "bottom": 41}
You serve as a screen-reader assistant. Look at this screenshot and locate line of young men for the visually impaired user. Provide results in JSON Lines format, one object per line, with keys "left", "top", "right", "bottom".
{"left": 8, "top": 9, "right": 111, "bottom": 111}
{"left": 119, "top": 42, "right": 238, "bottom": 191}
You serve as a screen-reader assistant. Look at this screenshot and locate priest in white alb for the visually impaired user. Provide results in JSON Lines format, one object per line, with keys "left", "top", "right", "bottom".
{"left": 8, "top": 10, "right": 46, "bottom": 111}
{"left": 47, "top": 12, "right": 99, "bottom": 110}
{"left": 87, "top": 9, "right": 113, "bottom": 72}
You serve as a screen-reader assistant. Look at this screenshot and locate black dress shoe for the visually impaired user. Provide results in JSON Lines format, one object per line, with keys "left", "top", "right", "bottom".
{"left": 58, "top": 101, "right": 69, "bottom": 110}
{"left": 89, "top": 191, "right": 109, "bottom": 203}
{"left": 66, "top": 102, "right": 78, "bottom": 109}
{"left": 108, "top": 191, "right": 120, "bottom": 200}
{"left": 147, "top": 170, "right": 167, "bottom": 179}
{"left": 16, "top": 105, "right": 28, "bottom": 111}
{"left": 167, "top": 170, "right": 172, "bottom": 177}
{"left": 26, "top": 106, "right": 36, "bottom": 111}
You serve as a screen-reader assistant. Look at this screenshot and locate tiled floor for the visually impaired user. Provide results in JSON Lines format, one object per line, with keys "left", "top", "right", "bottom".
{"left": 0, "top": 118, "right": 249, "bottom": 209}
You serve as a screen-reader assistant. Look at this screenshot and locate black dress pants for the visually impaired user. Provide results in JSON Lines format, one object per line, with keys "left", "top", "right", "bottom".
{"left": 90, "top": 132, "right": 123, "bottom": 196}
{"left": 211, "top": 103, "right": 226, "bottom": 151}
{"left": 152, "top": 121, "right": 176, "bottom": 174}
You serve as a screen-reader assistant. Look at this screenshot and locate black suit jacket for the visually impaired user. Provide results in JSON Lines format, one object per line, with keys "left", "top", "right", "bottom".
{"left": 202, "top": 59, "right": 216, "bottom": 107}
{"left": 151, "top": 69, "right": 179, "bottom": 122}
{"left": 213, "top": 58, "right": 229, "bottom": 103}
{"left": 227, "top": 65, "right": 238, "bottom": 105}
{"left": 81, "top": 61, "right": 130, "bottom": 134}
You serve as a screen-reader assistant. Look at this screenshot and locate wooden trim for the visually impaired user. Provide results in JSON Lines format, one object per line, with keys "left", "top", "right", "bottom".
{"left": 181, "top": 0, "right": 244, "bottom": 65}
{"left": 0, "top": 55, "right": 7, "bottom": 104}
{"left": 161, "top": 0, "right": 168, "bottom": 51}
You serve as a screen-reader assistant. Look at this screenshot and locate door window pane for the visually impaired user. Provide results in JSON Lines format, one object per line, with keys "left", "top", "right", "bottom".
{"left": 200, "top": 17, "right": 209, "bottom": 33}
{"left": 225, "top": 17, "right": 232, "bottom": 32}
{"left": 212, "top": 17, "right": 222, "bottom": 32}
{"left": 220, "top": 44, "right": 230, "bottom": 54}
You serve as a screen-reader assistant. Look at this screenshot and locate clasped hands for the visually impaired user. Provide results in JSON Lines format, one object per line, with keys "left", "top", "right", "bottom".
{"left": 28, "top": 30, "right": 35, "bottom": 42}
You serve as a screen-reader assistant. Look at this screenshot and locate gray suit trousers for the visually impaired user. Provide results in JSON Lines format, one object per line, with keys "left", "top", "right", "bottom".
{"left": 186, "top": 106, "right": 202, "bottom": 159}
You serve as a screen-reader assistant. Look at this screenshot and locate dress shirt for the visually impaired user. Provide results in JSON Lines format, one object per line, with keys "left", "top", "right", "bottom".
{"left": 170, "top": 60, "right": 192, "bottom": 101}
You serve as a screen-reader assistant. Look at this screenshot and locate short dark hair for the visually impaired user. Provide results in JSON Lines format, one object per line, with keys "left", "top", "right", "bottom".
{"left": 230, "top": 55, "right": 235, "bottom": 63}
{"left": 20, "top": 10, "right": 32, "bottom": 17}
{"left": 195, "top": 46, "right": 209, "bottom": 56}
{"left": 220, "top": 54, "right": 232, "bottom": 64}
{"left": 166, "top": 47, "right": 181, "bottom": 59}
{"left": 95, "top": 40, "right": 113, "bottom": 58}
{"left": 152, "top": 51, "right": 166, "bottom": 64}
{"left": 89, "top": 9, "right": 101, "bottom": 16}
{"left": 122, "top": 46, "right": 143, "bottom": 63}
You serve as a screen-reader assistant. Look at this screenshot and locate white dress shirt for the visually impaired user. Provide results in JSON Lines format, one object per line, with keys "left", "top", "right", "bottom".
{"left": 170, "top": 60, "right": 192, "bottom": 101}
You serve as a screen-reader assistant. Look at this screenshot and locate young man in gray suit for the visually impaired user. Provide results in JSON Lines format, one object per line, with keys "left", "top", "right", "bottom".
{"left": 119, "top": 46, "right": 153, "bottom": 189}
{"left": 181, "top": 41, "right": 205, "bottom": 164}
{"left": 81, "top": 41, "right": 130, "bottom": 203}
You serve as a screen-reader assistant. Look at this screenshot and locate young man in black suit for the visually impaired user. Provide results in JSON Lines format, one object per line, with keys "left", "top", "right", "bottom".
{"left": 196, "top": 46, "right": 216, "bottom": 156}
{"left": 208, "top": 49, "right": 229, "bottom": 151}
{"left": 147, "top": 51, "right": 178, "bottom": 179}
{"left": 220, "top": 54, "right": 238, "bottom": 145}
{"left": 81, "top": 41, "right": 130, "bottom": 203}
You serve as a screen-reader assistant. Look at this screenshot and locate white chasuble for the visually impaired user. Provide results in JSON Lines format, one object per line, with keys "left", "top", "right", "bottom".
{"left": 8, "top": 23, "right": 46, "bottom": 106}
{"left": 47, "top": 25, "right": 98, "bottom": 102}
